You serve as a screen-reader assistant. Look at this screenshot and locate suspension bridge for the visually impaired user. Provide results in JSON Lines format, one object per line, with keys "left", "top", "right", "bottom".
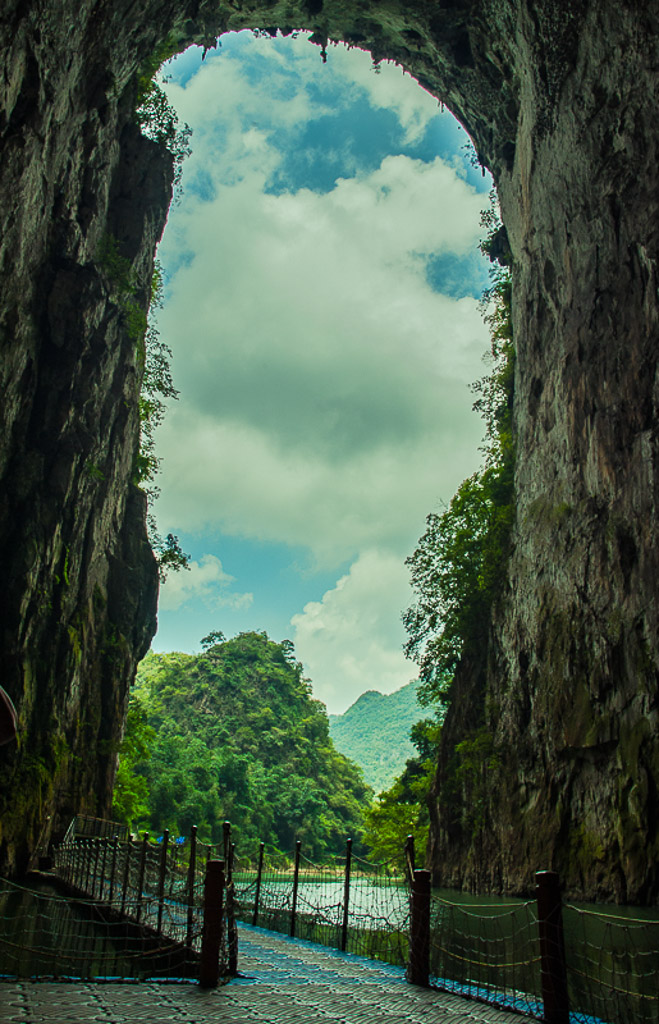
{"left": 0, "top": 816, "right": 657, "bottom": 1024}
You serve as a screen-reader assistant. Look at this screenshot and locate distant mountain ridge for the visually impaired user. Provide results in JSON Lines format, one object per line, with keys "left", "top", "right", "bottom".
{"left": 328, "top": 681, "right": 421, "bottom": 794}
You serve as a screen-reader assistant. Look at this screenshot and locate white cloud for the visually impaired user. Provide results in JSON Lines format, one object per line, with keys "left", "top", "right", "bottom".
{"left": 291, "top": 550, "right": 414, "bottom": 713}
{"left": 161, "top": 34, "right": 334, "bottom": 191}
{"left": 329, "top": 44, "right": 444, "bottom": 144}
{"left": 156, "top": 408, "right": 480, "bottom": 567}
{"left": 159, "top": 554, "right": 253, "bottom": 612}
{"left": 154, "top": 148, "right": 489, "bottom": 562}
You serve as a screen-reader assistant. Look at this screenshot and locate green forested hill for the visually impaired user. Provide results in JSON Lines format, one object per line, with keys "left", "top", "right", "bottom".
{"left": 114, "top": 633, "right": 371, "bottom": 859}
{"left": 328, "top": 681, "right": 421, "bottom": 794}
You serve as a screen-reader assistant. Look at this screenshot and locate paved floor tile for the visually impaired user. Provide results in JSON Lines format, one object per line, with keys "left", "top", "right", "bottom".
{"left": 0, "top": 924, "right": 536, "bottom": 1024}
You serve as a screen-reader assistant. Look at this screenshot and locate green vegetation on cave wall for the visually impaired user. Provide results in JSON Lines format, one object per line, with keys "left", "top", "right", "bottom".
{"left": 114, "top": 632, "right": 371, "bottom": 858}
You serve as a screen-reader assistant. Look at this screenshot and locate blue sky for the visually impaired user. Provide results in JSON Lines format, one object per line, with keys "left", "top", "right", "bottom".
{"left": 149, "top": 31, "right": 493, "bottom": 713}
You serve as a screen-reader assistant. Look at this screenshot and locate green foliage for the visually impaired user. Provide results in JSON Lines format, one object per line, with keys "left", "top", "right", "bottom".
{"left": 403, "top": 194, "right": 514, "bottom": 710}
{"left": 97, "top": 233, "right": 135, "bottom": 297}
{"left": 328, "top": 682, "right": 421, "bottom": 794}
{"left": 148, "top": 529, "right": 191, "bottom": 584}
{"left": 97, "top": 234, "right": 148, "bottom": 350}
{"left": 136, "top": 263, "right": 190, "bottom": 580}
{"left": 134, "top": 37, "right": 192, "bottom": 195}
{"left": 114, "top": 633, "right": 372, "bottom": 859}
{"left": 364, "top": 195, "right": 514, "bottom": 863}
{"left": 86, "top": 461, "right": 105, "bottom": 482}
{"left": 200, "top": 630, "right": 226, "bottom": 650}
{"left": 135, "top": 35, "right": 182, "bottom": 107}
{"left": 97, "top": 240, "right": 188, "bottom": 580}
{"left": 135, "top": 263, "right": 179, "bottom": 486}
{"left": 361, "top": 719, "right": 440, "bottom": 868}
{"left": 62, "top": 546, "right": 70, "bottom": 588}
{"left": 112, "top": 694, "right": 156, "bottom": 830}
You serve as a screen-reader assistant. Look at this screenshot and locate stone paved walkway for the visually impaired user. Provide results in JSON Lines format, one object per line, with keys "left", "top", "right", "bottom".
{"left": 0, "top": 923, "right": 535, "bottom": 1023}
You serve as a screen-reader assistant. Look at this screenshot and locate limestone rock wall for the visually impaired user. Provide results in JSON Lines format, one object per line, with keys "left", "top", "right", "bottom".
{"left": 0, "top": 2, "right": 172, "bottom": 871}
{"left": 0, "top": 0, "right": 657, "bottom": 899}
{"left": 428, "top": 2, "right": 659, "bottom": 905}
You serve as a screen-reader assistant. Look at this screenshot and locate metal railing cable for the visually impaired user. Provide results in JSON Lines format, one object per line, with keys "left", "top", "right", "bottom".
{"left": 563, "top": 904, "right": 659, "bottom": 1024}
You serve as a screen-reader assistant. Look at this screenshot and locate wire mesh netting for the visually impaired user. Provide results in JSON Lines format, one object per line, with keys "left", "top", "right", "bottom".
{"left": 564, "top": 904, "right": 659, "bottom": 1024}
{"left": 428, "top": 894, "right": 543, "bottom": 1018}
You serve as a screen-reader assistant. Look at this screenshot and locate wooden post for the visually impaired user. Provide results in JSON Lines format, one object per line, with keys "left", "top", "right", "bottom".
{"left": 99, "top": 837, "right": 108, "bottom": 900}
{"left": 223, "top": 821, "right": 232, "bottom": 881}
{"left": 120, "top": 837, "right": 132, "bottom": 915}
{"left": 340, "top": 837, "right": 353, "bottom": 952}
{"left": 186, "top": 825, "right": 198, "bottom": 952}
{"left": 253, "top": 842, "right": 265, "bottom": 926}
{"left": 200, "top": 859, "right": 225, "bottom": 989}
{"left": 404, "top": 834, "right": 415, "bottom": 887}
{"left": 290, "top": 840, "right": 301, "bottom": 938}
{"left": 407, "top": 868, "right": 431, "bottom": 987}
{"left": 108, "top": 835, "right": 118, "bottom": 904}
{"left": 227, "top": 876, "right": 238, "bottom": 975}
{"left": 157, "top": 829, "right": 169, "bottom": 935}
{"left": 85, "top": 838, "right": 93, "bottom": 894}
{"left": 135, "top": 832, "right": 149, "bottom": 923}
{"left": 536, "top": 871, "right": 570, "bottom": 1024}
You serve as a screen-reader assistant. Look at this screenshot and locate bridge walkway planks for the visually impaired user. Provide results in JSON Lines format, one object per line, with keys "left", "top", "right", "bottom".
{"left": 0, "top": 922, "right": 535, "bottom": 1023}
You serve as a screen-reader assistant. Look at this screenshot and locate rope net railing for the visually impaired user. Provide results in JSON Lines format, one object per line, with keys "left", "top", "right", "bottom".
{"left": 68, "top": 815, "right": 129, "bottom": 842}
{"left": 564, "top": 904, "right": 659, "bottom": 1024}
{"left": 232, "top": 840, "right": 409, "bottom": 969}
{"left": 0, "top": 875, "right": 199, "bottom": 982}
{"left": 4, "top": 815, "right": 659, "bottom": 1021}
{"left": 0, "top": 821, "right": 234, "bottom": 983}
{"left": 344, "top": 852, "right": 409, "bottom": 966}
{"left": 427, "top": 893, "right": 543, "bottom": 1018}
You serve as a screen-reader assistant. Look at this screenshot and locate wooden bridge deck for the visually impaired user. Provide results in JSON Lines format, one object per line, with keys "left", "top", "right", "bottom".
{"left": 0, "top": 922, "right": 535, "bottom": 1024}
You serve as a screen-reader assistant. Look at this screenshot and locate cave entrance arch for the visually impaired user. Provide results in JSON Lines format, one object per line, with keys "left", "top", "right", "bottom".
{"left": 2, "top": 0, "right": 658, "bottom": 901}
{"left": 148, "top": 29, "right": 496, "bottom": 689}
{"left": 125, "top": 3, "right": 659, "bottom": 901}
